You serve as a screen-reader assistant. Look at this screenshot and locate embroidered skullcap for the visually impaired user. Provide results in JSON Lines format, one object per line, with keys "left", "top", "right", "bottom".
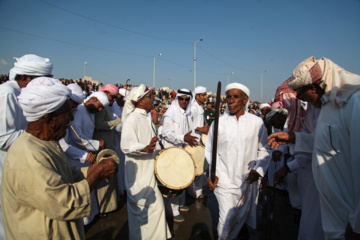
{"left": 67, "top": 83, "right": 85, "bottom": 103}
{"left": 18, "top": 77, "right": 71, "bottom": 122}
{"left": 194, "top": 86, "right": 207, "bottom": 94}
{"left": 100, "top": 84, "right": 119, "bottom": 95}
{"left": 225, "top": 83, "right": 250, "bottom": 97}
{"left": 9, "top": 54, "right": 53, "bottom": 81}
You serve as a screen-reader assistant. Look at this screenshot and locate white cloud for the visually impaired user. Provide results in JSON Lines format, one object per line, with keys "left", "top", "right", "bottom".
{"left": 0, "top": 59, "right": 8, "bottom": 66}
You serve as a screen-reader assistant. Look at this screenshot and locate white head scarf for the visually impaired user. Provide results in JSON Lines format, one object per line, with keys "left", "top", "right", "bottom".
{"left": 119, "top": 88, "right": 130, "bottom": 97}
{"left": 163, "top": 88, "right": 193, "bottom": 126}
{"left": 121, "top": 84, "right": 153, "bottom": 123}
{"left": 67, "top": 83, "right": 85, "bottom": 103}
{"left": 289, "top": 56, "right": 360, "bottom": 107}
{"left": 18, "top": 77, "right": 71, "bottom": 122}
{"left": 260, "top": 103, "right": 271, "bottom": 110}
{"left": 9, "top": 54, "right": 53, "bottom": 81}
{"left": 84, "top": 92, "right": 109, "bottom": 108}
{"left": 194, "top": 86, "right": 206, "bottom": 94}
{"left": 225, "top": 83, "right": 251, "bottom": 111}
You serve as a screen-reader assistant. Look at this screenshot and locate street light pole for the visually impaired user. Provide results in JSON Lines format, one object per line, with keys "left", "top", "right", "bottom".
{"left": 227, "top": 72, "right": 234, "bottom": 85}
{"left": 261, "top": 70, "right": 266, "bottom": 103}
{"left": 84, "top": 62, "right": 87, "bottom": 79}
{"left": 194, "top": 39, "right": 203, "bottom": 89}
{"left": 168, "top": 77, "right": 172, "bottom": 89}
{"left": 151, "top": 53, "right": 162, "bottom": 89}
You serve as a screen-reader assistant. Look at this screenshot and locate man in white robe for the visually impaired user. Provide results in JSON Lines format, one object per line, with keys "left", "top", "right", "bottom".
{"left": 268, "top": 56, "right": 360, "bottom": 239}
{"left": 161, "top": 88, "right": 198, "bottom": 222}
{"left": 121, "top": 84, "right": 171, "bottom": 240}
{"left": 1, "top": 77, "right": 117, "bottom": 239}
{"left": 111, "top": 88, "right": 129, "bottom": 197}
{"left": 206, "top": 83, "right": 270, "bottom": 240}
{"left": 188, "top": 86, "right": 210, "bottom": 199}
{"left": 0, "top": 54, "right": 53, "bottom": 239}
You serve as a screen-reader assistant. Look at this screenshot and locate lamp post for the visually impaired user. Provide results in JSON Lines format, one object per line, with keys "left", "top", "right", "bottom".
{"left": 84, "top": 62, "right": 87, "bottom": 79}
{"left": 227, "top": 72, "right": 234, "bottom": 85}
{"left": 150, "top": 53, "right": 162, "bottom": 89}
{"left": 193, "top": 39, "right": 203, "bottom": 89}
{"left": 168, "top": 77, "right": 172, "bottom": 89}
{"left": 261, "top": 70, "right": 266, "bottom": 103}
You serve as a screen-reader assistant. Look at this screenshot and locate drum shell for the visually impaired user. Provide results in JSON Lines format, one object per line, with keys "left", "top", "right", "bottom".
{"left": 184, "top": 145, "right": 209, "bottom": 176}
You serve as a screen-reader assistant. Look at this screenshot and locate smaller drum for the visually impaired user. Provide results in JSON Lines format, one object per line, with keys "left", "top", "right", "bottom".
{"left": 201, "top": 133, "right": 208, "bottom": 146}
{"left": 155, "top": 147, "right": 196, "bottom": 198}
{"left": 184, "top": 145, "right": 209, "bottom": 176}
{"left": 96, "top": 149, "right": 120, "bottom": 164}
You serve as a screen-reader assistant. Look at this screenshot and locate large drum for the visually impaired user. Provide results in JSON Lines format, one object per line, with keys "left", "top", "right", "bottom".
{"left": 96, "top": 149, "right": 120, "bottom": 164}
{"left": 155, "top": 147, "right": 196, "bottom": 198}
{"left": 184, "top": 145, "right": 209, "bottom": 176}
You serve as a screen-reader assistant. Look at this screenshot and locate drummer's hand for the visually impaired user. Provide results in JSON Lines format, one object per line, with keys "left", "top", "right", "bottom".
{"left": 197, "top": 125, "right": 210, "bottom": 134}
{"left": 86, "top": 152, "right": 96, "bottom": 165}
{"left": 142, "top": 136, "right": 159, "bottom": 153}
{"left": 98, "top": 159, "right": 118, "bottom": 180}
{"left": 99, "top": 139, "right": 106, "bottom": 150}
{"left": 274, "top": 166, "right": 288, "bottom": 186}
{"left": 184, "top": 131, "right": 198, "bottom": 147}
{"left": 246, "top": 169, "right": 261, "bottom": 183}
{"left": 207, "top": 176, "right": 218, "bottom": 191}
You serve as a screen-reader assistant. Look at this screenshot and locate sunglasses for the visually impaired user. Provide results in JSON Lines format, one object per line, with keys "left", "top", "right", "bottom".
{"left": 178, "top": 97, "right": 190, "bottom": 102}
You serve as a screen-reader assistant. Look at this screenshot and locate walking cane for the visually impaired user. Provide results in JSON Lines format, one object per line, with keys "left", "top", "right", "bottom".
{"left": 210, "top": 81, "right": 221, "bottom": 184}
{"left": 226, "top": 181, "right": 251, "bottom": 240}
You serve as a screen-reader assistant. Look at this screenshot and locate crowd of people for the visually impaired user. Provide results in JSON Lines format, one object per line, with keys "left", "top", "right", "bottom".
{"left": 0, "top": 54, "right": 359, "bottom": 240}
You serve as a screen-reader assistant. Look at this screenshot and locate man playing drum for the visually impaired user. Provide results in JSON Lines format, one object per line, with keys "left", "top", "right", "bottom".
{"left": 188, "top": 86, "right": 209, "bottom": 199}
{"left": 161, "top": 88, "right": 198, "bottom": 223}
{"left": 121, "top": 84, "right": 171, "bottom": 239}
{"left": 206, "top": 83, "right": 270, "bottom": 239}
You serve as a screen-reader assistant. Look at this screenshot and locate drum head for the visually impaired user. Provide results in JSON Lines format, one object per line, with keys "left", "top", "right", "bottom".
{"left": 201, "top": 134, "right": 208, "bottom": 146}
{"left": 184, "top": 145, "right": 209, "bottom": 176}
{"left": 96, "top": 149, "right": 120, "bottom": 164}
{"left": 155, "top": 147, "right": 195, "bottom": 190}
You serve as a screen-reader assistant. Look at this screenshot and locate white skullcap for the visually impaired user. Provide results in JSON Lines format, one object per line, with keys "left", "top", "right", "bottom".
{"left": 225, "top": 83, "right": 250, "bottom": 98}
{"left": 67, "top": 83, "right": 85, "bottom": 103}
{"left": 194, "top": 86, "right": 207, "bottom": 94}
{"left": 260, "top": 103, "right": 271, "bottom": 110}
{"left": 18, "top": 77, "right": 71, "bottom": 122}
{"left": 84, "top": 92, "right": 109, "bottom": 108}
{"left": 119, "top": 88, "right": 130, "bottom": 97}
{"left": 9, "top": 54, "right": 53, "bottom": 81}
{"left": 122, "top": 84, "right": 153, "bottom": 123}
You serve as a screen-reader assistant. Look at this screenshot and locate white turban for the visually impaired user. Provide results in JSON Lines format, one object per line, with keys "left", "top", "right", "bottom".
{"left": 9, "top": 54, "right": 53, "bottom": 81}
{"left": 225, "top": 82, "right": 250, "bottom": 110}
{"left": 194, "top": 86, "right": 206, "bottom": 94}
{"left": 84, "top": 92, "right": 109, "bottom": 108}
{"left": 18, "top": 77, "right": 71, "bottom": 122}
{"left": 260, "top": 103, "right": 271, "bottom": 110}
{"left": 121, "top": 84, "right": 153, "bottom": 123}
{"left": 67, "top": 83, "right": 85, "bottom": 103}
{"left": 119, "top": 88, "right": 130, "bottom": 97}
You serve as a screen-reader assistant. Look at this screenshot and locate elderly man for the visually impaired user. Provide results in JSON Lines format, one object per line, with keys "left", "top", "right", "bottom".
{"left": 1, "top": 77, "right": 117, "bottom": 239}
{"left": 92, "top": 84, "right": 122, "bottom": 217}
{"left": 188, "top": 86, "right": 209, "bottom": 199}
{"left": 0, "top": 54, "right": 53, "bottom": 239}
{"left": 206, "top": 83, "right": 270, "bottom": 239}
{"left": 268, "top": 56, "right": 360, "bottom": 239}
{"left": 161, "top": 88, "right": 198, "bottom": 222}
{"left": 121, "top": 84, "right": 171, "bottom": 239}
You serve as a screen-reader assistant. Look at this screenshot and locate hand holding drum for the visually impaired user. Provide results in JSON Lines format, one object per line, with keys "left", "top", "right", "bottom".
{"left": 97, "top": 159, "right": 118, "bottom": 180}
{"left": 142, "top": 136, "right": 159, "bottom": 153}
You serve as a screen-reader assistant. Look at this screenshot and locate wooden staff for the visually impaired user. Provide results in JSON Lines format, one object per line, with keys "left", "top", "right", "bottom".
{"left": 211, "top": 81, "right": 221, "bottom": 183}
{"left": 226, "top": 182, "right": 251, "bottom": 240}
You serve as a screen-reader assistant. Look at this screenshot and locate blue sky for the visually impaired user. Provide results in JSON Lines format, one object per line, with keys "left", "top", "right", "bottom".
{"left": 1, "top": 0, "right": 359, "bottom": 102}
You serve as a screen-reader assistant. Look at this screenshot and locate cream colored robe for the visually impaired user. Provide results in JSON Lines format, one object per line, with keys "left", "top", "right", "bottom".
{"left": 93, "top": 106, "right": 121, "bottom": 213}
{"left": 121, "top": 108, "right": 171, "bottom": 240}
{"left": 1, "top": 132, "right": 91, "bottom": 240}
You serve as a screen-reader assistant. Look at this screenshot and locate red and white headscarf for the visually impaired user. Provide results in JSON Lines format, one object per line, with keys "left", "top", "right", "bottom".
{"left": 100, "top": 84, "right": 119, "bottom": 95}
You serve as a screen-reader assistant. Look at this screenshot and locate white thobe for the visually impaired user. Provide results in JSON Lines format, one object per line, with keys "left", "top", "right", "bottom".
{"left": 294, "top": 92, "right": 360, "bottom": 239}
{"left": 188, "top": 101, "right": 207, "bottom": 198}
{"left": 121, "top": 108, "right": 171, "bottom": 240}
{"left": 110, "top": 102, "right": 126, "bottom": 196}
{"left": 0, "top": 80, "right": 28, "bottom": 239}
{"left": 161, "top": 109, "right": 196, "bottom": 217}
{"left": 205, "top": 111, "right": 270, "bottom": 240}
